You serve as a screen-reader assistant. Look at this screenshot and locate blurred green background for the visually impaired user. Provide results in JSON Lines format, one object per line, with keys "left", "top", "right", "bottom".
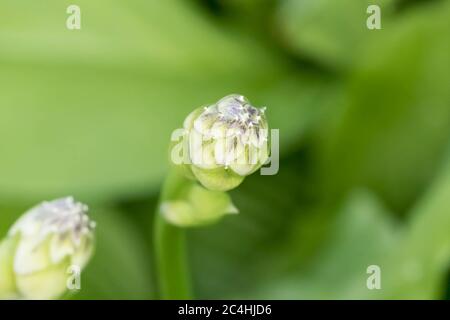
{"left": 0, "top": 0, "right": 449, "bottom": 299}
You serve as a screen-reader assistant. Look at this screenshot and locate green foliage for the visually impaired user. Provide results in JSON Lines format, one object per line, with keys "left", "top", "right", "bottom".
{"left": 277, "top": 0, "right": 395, "bottom": 69}
{"left": 0, "top": 0, "right": 449, "bottom": 299}
{"left": 74, "top": 207, "right": 154, "bottom": 299}
{"left": 321, "top": 1, "right": 450, "bottom": 212}
{"left": 0, "top": 0, "right": 327, "bottom": 202}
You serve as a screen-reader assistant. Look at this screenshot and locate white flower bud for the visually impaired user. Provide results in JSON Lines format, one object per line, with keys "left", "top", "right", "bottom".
{"left": 0, "top": 197, "right": 95, "bottom": 299}
{"left": 179, "top": 94, "right": 269, "bottom": 191}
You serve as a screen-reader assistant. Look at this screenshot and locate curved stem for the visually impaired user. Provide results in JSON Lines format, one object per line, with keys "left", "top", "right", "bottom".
{"left": 154, "top": 170, "right": 192, "bottom": 299}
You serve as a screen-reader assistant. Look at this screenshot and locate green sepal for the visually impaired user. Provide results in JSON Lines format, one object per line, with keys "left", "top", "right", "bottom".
{"left": 160, "top": 170, "right": 238, "bottom": 227}
{"left": 191, "top": 166, "right": 245, "bottom": 192}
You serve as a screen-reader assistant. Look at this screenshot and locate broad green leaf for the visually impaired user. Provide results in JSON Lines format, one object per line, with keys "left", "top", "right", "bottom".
{"left": 276, "top": 0, "right": 395, "bottom": 69}
{"left": 233, "top": 146, "right": 450, "bottom": 300}
{"left": 239, "top": 189, "right": 399, "bottom": 299}
{"left": 321, "top": 1, "right": 450, "bottom": 212}
{"left": 0, "top": 0, "right": 330, "bottom": 202}
{"left": 376, "top": 145, "right": 450, "bottom": 299}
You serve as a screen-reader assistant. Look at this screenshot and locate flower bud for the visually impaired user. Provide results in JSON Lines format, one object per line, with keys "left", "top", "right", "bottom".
{"left": 0, "top": 197, "right": 95, "bottom": 299}
{"left": 161, "top": 179, "right": 238, "bottom": 227}
{"left": 179, "top": 94, "right": 269, "bottom": 191}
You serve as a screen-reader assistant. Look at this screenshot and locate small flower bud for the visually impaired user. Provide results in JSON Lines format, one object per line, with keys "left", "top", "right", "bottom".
{"left": 161, "top": 182, "right": 238, "bottom": 227}
{"left": 0, "top": 197, "right": 95, "bottom": 299}
{"left": 178, "top": 94, "right": 269, "bottom": 191}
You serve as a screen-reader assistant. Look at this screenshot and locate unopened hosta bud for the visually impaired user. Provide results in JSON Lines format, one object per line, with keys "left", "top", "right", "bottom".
{"left": 179, "top": 94, "right": 269, "bottom": 191}
{"left": 161, "top": 176, "right": 238, "bottom": 227}
{"left": 0, "top": 197, "right": 95, "bottom": 299}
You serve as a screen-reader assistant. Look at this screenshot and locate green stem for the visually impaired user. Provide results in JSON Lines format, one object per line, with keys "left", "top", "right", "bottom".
{"left": 154, "top": 170, "right": 192, "bottom": 299}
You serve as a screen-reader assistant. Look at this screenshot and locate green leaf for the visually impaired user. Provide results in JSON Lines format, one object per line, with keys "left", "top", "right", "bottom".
{"left": 377, "top": 146, "right": 450, "bottom": 299}
{"left": 219, "top": 146, "right": 450, "bottom": 300}
{"left": 238, "top": 189, "right": 399, "bottom": 299}
{"left": 322, "top": 1, "right": 450, "bottom": 212}
{"left": 277, "top": 0, "right": 395, "bottom": 69}
{"left": 0, "top": 0, "right": 330, "bottom": 202}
